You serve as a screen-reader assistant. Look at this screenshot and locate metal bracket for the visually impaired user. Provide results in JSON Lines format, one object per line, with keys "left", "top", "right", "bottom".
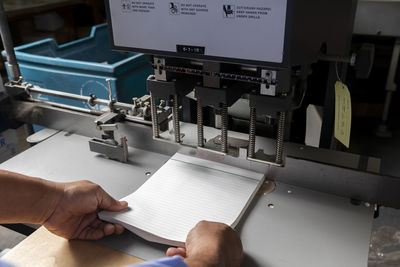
{"left": 260, "top": 70, "right": 277, "bottom": 96}
{"left": 154, "top": 57, "right": 167, "bottom": 81}
{"left": 89, "top": 112, "right": 128, "bottom": 163}
{"left": 89, "top": 136, "right": 128, "bottom": 163}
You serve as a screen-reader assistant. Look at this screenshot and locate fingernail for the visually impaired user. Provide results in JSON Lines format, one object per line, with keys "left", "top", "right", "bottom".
{"left": 120, "top": 201, "right": 128, "bottom": 206}
{"left": 104, "top": 223, "right": 115, "bottom": 235}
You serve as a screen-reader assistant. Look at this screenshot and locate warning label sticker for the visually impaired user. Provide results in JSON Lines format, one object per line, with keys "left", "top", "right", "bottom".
{"left": 168, "top": 2, "right": 208, "bottom": 16}
{"left": 235, "top": 5, "right": 271, "bottom": 20}
{"left": 222, "top": 4, "right": 271, "bottom": 20}
{"left": 121, "top": 1, "right": 155, "bottom": 13}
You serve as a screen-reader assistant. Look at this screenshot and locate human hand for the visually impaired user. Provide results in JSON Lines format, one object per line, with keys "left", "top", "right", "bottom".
{"left": 43, "top": 180, "right": 128, "bottom": 240}
{"left": 166, "top": 221, "right": 243, "bottom": 267}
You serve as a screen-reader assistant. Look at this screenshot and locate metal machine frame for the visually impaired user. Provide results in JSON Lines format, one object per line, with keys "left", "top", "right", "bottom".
{"left": 1, "top": 1, "right": 400, "bottom": 265}
{"left": 103, "top": 0, "right": 359, "bottom": 167}
{"left": 0, "top": 0, "right": 399, "bottom": 209}
{"left": 1, "top": 99, "right": 398, "bottom": 209}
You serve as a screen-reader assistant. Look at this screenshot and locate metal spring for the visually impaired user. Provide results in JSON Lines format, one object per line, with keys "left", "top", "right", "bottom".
{"left": 197, "top": 99, "right": 204, "bottom": 147}
{"left": 173, "top": 94, "right": 181, "bottom": 143}
{"left": 221, "top": 104, "right": 228, "bottom": 153}
{"left": 150, "top": 93, "right": 159, "bottom": 138}
{"left": 275, "top": 112, "right": 286, "bottom": 164}
{"left": 248, "top": 107, "right": 256, "bottom": 158}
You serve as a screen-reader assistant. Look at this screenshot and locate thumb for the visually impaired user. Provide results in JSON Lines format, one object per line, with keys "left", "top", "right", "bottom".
{"left": 97, "top": 188, "right": 128, "bottom": 211}
{"left": 166, "top": 247, "right": 186, "bottom": 258}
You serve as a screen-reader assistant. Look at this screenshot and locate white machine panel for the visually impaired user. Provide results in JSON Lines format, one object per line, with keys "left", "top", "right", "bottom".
{"left": 107, "top": 0, "right": 288, "bottom": 64}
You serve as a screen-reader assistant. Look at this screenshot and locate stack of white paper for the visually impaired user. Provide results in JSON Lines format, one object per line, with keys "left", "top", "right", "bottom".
{"left": 100, "top": 153, "right": 265, "bottom": 247}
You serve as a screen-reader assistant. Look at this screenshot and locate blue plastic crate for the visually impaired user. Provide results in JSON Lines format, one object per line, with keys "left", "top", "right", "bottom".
{"left": 3, "top": 24, "right": 153, "bottom": 109}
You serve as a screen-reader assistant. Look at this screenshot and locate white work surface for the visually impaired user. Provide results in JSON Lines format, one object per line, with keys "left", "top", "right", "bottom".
{"left": 0, "top": 132, "right": 373, "bottom": 267}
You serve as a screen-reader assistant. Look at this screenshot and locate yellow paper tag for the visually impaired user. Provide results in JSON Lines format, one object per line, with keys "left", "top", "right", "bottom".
{"left": 334, "top": 81, "right": 352, "bottom": 148}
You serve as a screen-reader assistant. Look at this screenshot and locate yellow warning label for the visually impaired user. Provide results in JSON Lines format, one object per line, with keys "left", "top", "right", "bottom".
{"left": 334, "top": 81, "right": 352, "bottom": 148}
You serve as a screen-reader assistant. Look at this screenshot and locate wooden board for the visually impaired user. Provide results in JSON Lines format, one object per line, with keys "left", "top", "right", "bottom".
{"left": 2, "top": 227, "right": 144, "bottom": 267}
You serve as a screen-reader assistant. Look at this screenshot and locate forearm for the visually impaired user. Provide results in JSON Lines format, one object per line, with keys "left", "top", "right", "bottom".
{"left": 0, "top": 170, "right": 63, "bottom": 224}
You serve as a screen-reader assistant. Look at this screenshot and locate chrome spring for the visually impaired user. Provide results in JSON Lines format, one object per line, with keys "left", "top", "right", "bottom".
{"left": 275, "top": 111, "right": 286, "bottom": 164}
{"left": 173, "top": 94, "right": 181, "bottom": 143}
{"left": 197, "top": 99, "right": 204, "bottom": 147}
{"left": 150, "top": 93, "right": 159, "bottom": 138}
{"left": 221, "top": 104, "right": 228, "bottom": 153}
{"left": 248, "top": 107, "right": 256, "bottom": 158}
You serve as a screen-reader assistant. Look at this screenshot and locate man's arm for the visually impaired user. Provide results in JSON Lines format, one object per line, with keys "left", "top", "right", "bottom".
{"left": 0, "top": 170, "right": 127, "bottom": 240}
{"left": 0, "top": 170, "right": 244, "bottom": 266}
{"left": 0, "top": 170, "right": 63, "bottom": 224}
{"left": 159, "top": 221, "right": 243, "bottom": 267}
{"left": 180, "top": 221, "right": 243, "bottom": 267}
{"left": 133, "top": 221, "right": 243, "bottom": 267}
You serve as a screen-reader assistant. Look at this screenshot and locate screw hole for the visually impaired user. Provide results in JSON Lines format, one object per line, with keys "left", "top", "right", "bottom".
{"left": 268, "top": 203, "right": 274, "bottom": 209}
{"left": 350, "top": 199, "right": 362, "bottom": 206}
{"left": 145, "top": 171, "right": 151, "bottom": 176}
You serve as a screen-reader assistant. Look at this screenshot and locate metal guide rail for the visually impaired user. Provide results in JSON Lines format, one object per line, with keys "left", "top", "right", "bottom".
{"left": 152, "top": 64, "right": 278, "bottom": 86}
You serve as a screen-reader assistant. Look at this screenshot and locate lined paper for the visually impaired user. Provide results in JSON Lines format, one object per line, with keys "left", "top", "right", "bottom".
{"left": 100, "top": 153, "right": 265, "bottom": 247}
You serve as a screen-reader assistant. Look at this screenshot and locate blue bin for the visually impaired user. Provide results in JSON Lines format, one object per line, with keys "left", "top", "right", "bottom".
{"left": 3, "top": 24, "right": 154, "bottom": 109}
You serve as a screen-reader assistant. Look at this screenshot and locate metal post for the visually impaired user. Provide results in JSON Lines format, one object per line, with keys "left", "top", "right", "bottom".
{"left": 248, "top": 107, "right": 256, "bottom": 158}
{"left": 197, "top": 99, "right": 204, "bottom": 147}
{"left": 0, "top": 0, "right": 20, "bottom": 81}
{"left": 382, "top": 91, "right": 393, "bottom": 124}
{"left": 120, "top": 136, "right": 128, "bottom": 163}
{"left": 382, "top": 39, "right": 400, "bottom": 123}
{"left": 275, "top": 111, "right": 286, "bottom": 164}
{"left": 106, "top": 78, "right": 115, "bottom": 111}
{"left": 221, "top": 104, "right": 228, "bottom": 153}
{"left": 150, "top": 93, "right": 159, "bottom": 138}
{"left": 106, "top": 78, "right": 113, "bottom": 101}
{"left": 375, "top": 38, "right": 400, "bottom": 138}
{"left": 172, "top": 94, "right": 181, "bottom": 143}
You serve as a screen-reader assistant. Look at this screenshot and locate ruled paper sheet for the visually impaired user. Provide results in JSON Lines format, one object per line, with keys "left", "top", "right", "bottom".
{"left": 100, "top": 153, "right": 265, "bottom": 246}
